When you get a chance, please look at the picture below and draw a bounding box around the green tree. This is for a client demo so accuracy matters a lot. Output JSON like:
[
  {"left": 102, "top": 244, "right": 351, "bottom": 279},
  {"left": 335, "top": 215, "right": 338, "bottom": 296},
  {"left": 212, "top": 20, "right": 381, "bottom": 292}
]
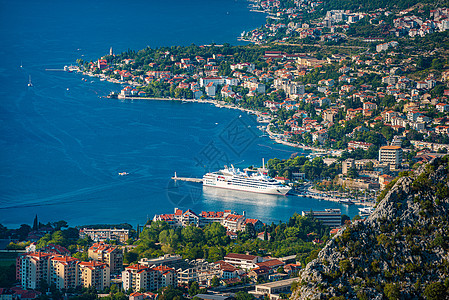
[
  {"left": 33, "top": 215, "right": 39, "bottom": 231},
  {"left": 211, "top": 275, "right": 220, "bottom": 287},
  {"left": 384, "top": 283, "right": 400, "bottom": 300},
  {"left": 423, "top": 282, "right": 447, "bottom": 300},
  {"left": 188, "top": 281, "right": 200, "bottom": 297},
  {"left": 234, "top": 291, "right": 255, "bottom": 300}
]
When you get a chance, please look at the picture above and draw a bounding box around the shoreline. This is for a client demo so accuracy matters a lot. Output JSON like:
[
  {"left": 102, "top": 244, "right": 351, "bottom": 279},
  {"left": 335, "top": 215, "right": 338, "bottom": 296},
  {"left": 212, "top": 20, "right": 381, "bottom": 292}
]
[
  {"left": 75, "top": 66, "right": 341, "bottom": 156},
  {"left": 76, "top": 68, "right": 337, "bottom": 156},
  {"left": 114, "top": 94, "right": 335, "bottom": 155}
]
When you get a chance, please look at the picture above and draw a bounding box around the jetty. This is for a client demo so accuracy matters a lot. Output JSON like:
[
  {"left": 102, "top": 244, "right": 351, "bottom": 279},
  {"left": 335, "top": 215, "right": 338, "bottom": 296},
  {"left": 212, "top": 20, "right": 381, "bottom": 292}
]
[{"left": 171, "top": 172, "right": 203, "bottom": 183}]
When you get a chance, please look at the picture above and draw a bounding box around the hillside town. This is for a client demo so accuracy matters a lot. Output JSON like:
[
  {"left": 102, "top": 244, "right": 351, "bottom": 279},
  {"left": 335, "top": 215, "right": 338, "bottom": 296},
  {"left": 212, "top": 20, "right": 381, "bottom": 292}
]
[
  {"left": 73, "top": 1, "right": 449, "bottom": 202},
  {"left": 2, "top": 209, "right": 333, "bottom": 300},
  {"left": 3, "top": 0, "right": 449, "bottom": 300}
]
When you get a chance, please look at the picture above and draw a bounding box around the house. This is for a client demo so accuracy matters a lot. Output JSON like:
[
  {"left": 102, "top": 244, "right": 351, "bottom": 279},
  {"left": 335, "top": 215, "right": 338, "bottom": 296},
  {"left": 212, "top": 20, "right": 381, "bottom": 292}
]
[
  {"left": 205, "top": 82, "right": 216, "bottom": 97},
  {"left": 214, "top": 260, "right": 241, "bottom": 280},
  {"left": 243, "top": 218, "right": 264, "bottom": 232},
  {"left": 248, "top": 266, "right": 271, "bottom": 281},
  {"left": 222, "top": 214, "right": 245, "bottom": 232},
  {"left": 436, "top": 103, "right": 449, "bottom": 112},
  {"left": 284, "top": 264, "right": 301, "bottom": 275},
  {"left": 257, "top": 232, "right": 270, "bottom": 241},
  {"left": 311, "top": 129, "right": 328, "bottom": 144},
  {"left": 256, "top": 259, "right": 284, "bottom": 271},
  {"left": 224, "top": 253, "right": 263, "bottom": 270}
]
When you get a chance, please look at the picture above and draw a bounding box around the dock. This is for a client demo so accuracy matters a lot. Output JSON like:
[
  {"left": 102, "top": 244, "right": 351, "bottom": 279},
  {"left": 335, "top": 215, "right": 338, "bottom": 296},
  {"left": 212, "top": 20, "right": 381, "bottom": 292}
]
[{"left": 171, "top": 172, "right": 203, "bottom": 183}]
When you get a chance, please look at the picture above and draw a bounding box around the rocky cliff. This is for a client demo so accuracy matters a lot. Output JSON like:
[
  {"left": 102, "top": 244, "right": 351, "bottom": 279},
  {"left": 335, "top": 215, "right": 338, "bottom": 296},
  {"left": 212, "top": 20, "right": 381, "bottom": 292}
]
[{"left": 291, "top": 156, "right": 449, "bottom": 300}]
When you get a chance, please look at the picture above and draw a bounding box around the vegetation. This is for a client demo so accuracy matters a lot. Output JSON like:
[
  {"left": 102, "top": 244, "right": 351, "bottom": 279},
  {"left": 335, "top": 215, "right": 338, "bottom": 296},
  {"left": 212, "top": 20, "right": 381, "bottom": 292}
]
[
  {"left": 267, "top": 156, "right": 340, "bottom": 181},
  {"left": 123, "top": 213, "right": 330, "bottom": 266},
  {"left": 292, "top": 156, "right": 449, "bottom": 299}
]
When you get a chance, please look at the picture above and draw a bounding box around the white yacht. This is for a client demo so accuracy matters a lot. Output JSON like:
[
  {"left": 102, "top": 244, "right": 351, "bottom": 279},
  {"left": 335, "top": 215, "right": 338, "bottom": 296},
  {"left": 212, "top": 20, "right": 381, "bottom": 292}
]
[
  {"left": 203, "top": 164, "right": 291, "bottom": 195},
  {"left": 359, "top": 206, "right": 374, "bottom": 217}
]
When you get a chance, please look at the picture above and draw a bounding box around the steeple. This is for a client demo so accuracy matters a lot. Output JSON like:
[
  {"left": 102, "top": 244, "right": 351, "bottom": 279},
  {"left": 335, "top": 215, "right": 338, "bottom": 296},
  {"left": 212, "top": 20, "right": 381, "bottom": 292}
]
[{"left": 109, "top": 47, "right": 113, "bottom": 56}]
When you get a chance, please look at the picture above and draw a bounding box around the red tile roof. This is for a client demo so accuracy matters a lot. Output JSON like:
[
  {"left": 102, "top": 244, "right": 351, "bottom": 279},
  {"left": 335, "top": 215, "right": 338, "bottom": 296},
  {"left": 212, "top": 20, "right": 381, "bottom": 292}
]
[{"left": 225, "top": 253, "right": 258, "bottom": 261}]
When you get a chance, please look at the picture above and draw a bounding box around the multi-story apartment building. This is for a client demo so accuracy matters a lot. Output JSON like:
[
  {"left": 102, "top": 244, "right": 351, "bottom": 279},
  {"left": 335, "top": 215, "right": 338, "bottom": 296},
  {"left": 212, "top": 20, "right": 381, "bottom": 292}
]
[
  {"left": 122, "top": 264, "right": 157, "bottom": 292},
  {"left": 79, "top": 261, "right": 110, "bottom": 290},
  {"left": 301, "top": 209, "right": 342, "bottom": 227},
  {"left": 153, "top": 265, "right": 177, "bottom": 288},
  {"left": 379, "top": 145, "right": 403, "bottom": 170},
  {"left": 50, "top": 255, "right": 79, "bottom": 290},
  {"left": 88, "top": 242, "right": 123, "bottom": 273},
  {"left": 79, "top": 228, "right": 130, "bottom": 243},
  {"left": 17, "top": 252, "right": 52, "bottom": 289}
]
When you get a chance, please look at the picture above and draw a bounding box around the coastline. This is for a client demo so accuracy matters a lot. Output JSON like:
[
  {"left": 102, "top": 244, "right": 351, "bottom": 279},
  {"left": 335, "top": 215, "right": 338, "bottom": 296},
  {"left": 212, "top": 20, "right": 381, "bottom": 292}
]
[{"left": 76, "top": 66, "right": 338, "bottom": 156}]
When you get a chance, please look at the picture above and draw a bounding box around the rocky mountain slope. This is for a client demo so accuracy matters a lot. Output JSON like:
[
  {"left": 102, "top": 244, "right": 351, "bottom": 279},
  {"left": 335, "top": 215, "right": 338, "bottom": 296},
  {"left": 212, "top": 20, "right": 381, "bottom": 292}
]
[{"left": 291, "top": 156, "right": 449, "bottom": 300}]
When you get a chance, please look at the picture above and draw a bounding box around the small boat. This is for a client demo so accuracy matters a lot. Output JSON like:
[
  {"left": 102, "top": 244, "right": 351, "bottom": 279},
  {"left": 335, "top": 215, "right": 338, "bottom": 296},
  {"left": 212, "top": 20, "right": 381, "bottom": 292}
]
[
  {"left": 359, "top": 207, "right": 374, "bottom": 217},
  {"left": 27, "top": 75, "right": 33, "bottom": 87},
  {"left": 339, "top": 198, "right": 354, "bottom": 205},
  {"left": 118, "top": 172, "right": 129, "bottom": 176}
]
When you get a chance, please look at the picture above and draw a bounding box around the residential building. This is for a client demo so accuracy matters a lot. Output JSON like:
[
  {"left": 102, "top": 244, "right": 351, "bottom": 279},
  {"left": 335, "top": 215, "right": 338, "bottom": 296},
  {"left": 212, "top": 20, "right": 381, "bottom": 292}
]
[
  {"left": 248, "top": 266, "right": 271, "bottom": 281},
  {"left": 251, "top": 278, "right": 299, "bottom": 300},
  {"left": 17, "top": 252, "right": 52, "bottom": 290},
  {"left": 88, "top": 242, "right": 123, "bottom": 273},
  {"left": 49, "top": 255, "right": 79, "bottom": 290},
  {"left": 214, "top": 261, "right": 241, "bottom": 280},
  {"left": 122, "top": 264, "right": 157, "bottom": 292},
  {"left": 222, "top": 214, "right": 245, "bottom": 232},
  {"left": 79, "top": 228, "right": 130, "bottom": 243},
  {"left": 301, "top": 209, "right": 341, "bottom": 227},
  {"left": 139, "top": 255, "right": 184, "bottom": 268},
  {"left": 379, "top": 146, "right": 403, "bottom": 170},
  {"left": 153, "top": 265, "right": 177, "bottom": 288},
  {"left": 223, "top": 253, "right": 263, "bottom": 270},
  {"left": 78, "top": 261, "right": 110, "bottom": 290}
]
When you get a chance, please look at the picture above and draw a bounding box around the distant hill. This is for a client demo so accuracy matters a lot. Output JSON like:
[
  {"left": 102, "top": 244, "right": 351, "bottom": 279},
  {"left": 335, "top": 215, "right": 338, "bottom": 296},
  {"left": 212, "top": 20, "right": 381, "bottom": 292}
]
[
  {"left": 324, "top": 0, "right": 449, "bottom": 12},
  {"left": 291, "top": 156, "right": 449, "bottom": 299}
]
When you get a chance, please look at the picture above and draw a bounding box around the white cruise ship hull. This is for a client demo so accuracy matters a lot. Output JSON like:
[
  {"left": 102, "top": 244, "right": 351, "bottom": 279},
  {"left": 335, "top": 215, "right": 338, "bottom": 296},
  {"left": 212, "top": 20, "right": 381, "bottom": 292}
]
[{"left": 203, "top": 178, "right": 291, "bottom": 195}]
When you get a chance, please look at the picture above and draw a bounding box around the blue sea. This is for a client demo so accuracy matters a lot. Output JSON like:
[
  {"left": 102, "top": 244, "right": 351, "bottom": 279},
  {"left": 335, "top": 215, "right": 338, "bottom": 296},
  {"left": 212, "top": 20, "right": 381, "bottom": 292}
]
[{"left": 0, "top": 0, "right": 361, "bottom": 228}]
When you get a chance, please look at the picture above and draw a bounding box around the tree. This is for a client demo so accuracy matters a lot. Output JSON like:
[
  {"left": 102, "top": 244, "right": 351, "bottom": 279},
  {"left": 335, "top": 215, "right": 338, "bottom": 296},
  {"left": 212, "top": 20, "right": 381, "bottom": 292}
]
[
  {"left": 53, "top": 220, "right": 68, "bottom": 231},
  {"left": 423, "top": 282, "right": 447, "bottom": 300},
  {"left": 347, "top": 167, "right": 358, "bottom": 179},
  {"left": 234, "top": 291, "right": 255, "bottom": 300},
  {"left": 16, "top": 224, "right": 32, "bottom": 241},
  {"left": 33, "top": 215, "right": 39, "bottom": 231},
  {"left": 383, "top": 283, "right": 400, "bottom": 300},
  {"left": 341, "top": 215, "right": 350, "bottom": 225},
  {"left": 245, "top": 223, "right": 256, "bottom": 239},
  {"left": 204, "top": 222, "right": 227, "bottom": 246},
  {"left": 211, "top": 276, "right": 220, "bottom": 287},
  {"left": 188, "top": 281, "right": 200, "bottom": 297}
]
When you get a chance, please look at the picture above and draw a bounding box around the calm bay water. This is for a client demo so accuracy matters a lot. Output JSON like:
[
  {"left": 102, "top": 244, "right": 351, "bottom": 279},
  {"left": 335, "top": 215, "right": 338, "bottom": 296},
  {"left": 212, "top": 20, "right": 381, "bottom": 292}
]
[{"left": 0, "top": 0, "right": 361, "bottom": 228}]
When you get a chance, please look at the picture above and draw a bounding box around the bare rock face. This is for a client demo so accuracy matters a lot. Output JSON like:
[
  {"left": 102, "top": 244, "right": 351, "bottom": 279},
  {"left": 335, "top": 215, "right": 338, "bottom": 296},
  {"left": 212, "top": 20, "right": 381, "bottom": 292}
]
[{"left": 291, "top": 156, "right": 449, "bottom": 300}]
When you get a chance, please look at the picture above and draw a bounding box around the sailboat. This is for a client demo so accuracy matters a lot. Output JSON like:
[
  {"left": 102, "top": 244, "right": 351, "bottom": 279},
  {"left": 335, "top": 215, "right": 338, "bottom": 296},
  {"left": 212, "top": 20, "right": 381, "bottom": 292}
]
[{"left": 28, "top": 75, "right": 33, "bottom": 87}]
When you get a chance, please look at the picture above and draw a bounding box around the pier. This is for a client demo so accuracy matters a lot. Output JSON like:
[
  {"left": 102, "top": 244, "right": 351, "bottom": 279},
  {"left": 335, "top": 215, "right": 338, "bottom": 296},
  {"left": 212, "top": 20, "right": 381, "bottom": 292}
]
[{"left": 171, "top": 172, "right": 203, "bottom": 183}]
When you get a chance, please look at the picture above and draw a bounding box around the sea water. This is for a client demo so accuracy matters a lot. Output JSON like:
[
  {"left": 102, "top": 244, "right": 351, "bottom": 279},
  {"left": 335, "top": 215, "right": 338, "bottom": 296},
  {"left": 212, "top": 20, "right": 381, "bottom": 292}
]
[{"left": 0, "top": 0, "right": 361, "bottom": 227}]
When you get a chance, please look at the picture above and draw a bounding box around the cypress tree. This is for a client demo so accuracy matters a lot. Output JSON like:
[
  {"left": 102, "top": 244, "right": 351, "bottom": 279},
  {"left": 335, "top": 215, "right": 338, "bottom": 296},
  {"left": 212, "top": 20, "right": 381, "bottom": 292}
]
[{"left": 32, "top": 214, "right": 38, "bottom": 231}]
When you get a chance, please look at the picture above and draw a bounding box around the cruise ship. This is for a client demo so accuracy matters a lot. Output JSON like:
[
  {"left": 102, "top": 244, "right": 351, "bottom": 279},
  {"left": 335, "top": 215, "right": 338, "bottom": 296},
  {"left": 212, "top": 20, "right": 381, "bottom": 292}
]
[{"left": 203, "top": 165, "right": 291, "bottom": 195}]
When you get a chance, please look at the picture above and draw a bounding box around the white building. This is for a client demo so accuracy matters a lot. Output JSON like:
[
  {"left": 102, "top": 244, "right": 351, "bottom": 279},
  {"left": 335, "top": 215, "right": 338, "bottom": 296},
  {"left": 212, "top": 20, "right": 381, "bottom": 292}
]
[
  {"left": 301, "top": 209, "right": 341, "bottom": 227},
  {"left": 379, "top": 146, "right": 403, "bottom": 170},
  {"left": 223, "top": 253, "right": 263, "bottom": 270}
]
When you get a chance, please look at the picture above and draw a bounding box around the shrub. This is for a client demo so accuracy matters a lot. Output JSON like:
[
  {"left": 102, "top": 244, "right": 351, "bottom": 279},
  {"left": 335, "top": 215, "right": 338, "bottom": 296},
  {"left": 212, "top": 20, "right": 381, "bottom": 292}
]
[
  {"left": 384, "top": 283, "right": 400, "bottom": 300},
  {"left": 423, "top": 282, "right": 447, "bottom": 300}
]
